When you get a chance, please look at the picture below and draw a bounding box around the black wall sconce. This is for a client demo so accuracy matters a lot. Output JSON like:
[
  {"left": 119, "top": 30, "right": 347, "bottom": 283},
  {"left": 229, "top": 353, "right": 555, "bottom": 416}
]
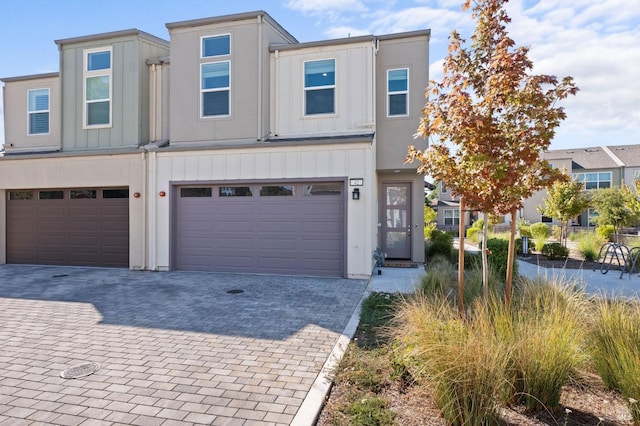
[{"left": 352, "top": 188, "right": 360, "bottom": 200}]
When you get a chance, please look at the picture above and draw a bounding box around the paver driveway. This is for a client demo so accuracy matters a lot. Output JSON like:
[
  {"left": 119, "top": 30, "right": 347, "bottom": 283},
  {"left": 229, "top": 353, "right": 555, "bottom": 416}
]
[{"left": 0, "top": 265, "right": 368, "bottom": 425}]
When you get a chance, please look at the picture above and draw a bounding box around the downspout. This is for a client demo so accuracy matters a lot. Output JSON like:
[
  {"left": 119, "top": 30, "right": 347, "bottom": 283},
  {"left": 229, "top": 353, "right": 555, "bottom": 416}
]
[
  {"left": 141, "top": 151, "right": 148, "bottom": 270},
  {"left": 149, "top": 64, "right": 157, "bottom": 142},
  {"left": 148, "top": 150, "right": 158, "bottom": 270},
  {"left": 257, "top": 14, "right": 263, "bottom": 141}
]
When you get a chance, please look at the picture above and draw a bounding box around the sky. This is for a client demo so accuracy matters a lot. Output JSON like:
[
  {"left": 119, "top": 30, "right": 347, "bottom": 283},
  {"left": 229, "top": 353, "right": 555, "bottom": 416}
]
[{"left": 0, "top": 0, "right": 638, "bottom": 151}]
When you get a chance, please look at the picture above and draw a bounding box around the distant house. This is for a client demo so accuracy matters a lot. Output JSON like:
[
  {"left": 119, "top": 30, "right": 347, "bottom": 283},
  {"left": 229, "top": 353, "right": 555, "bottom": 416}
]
[
  {"left": 0, "top": 11, "right": 431, "bottom": 278},
  {"left": 521, "top": 144, "right": 640, "bottom": 227},
  {"left": 433, "top": 181, "right": 475, "bottom": 232},
  {"left": 432, "top": 144, "right": 640, "bottom": 233}
]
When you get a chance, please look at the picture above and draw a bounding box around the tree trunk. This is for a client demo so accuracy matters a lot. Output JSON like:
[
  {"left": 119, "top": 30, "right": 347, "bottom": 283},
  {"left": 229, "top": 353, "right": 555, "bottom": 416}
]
[
  {"left": 458, "top": 198, "right": 465, "bottom": 316},
  {"left": 482, "top": 213, "right": 489, "bottom": 299},
  {"left": 505, "top": 209, "right": 517, "bottom": 306}
]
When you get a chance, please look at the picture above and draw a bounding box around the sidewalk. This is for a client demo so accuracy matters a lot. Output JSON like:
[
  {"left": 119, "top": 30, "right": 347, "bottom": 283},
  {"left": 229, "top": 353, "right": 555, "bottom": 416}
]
[{"left": 517, "top": 259, "right": 640, "bottom": 299}]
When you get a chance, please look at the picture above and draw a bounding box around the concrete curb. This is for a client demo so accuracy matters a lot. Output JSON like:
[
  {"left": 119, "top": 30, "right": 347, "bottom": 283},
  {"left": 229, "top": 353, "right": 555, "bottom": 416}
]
[{"left": 290, "top": 288, "right": 369, "bottom": 425}]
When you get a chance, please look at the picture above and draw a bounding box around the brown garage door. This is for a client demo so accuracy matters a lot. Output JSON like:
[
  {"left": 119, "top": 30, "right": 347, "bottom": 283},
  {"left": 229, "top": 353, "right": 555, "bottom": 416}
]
[
  {"left": 175, "top": 182, "right": 345, "bottom": 276},
  {"left": 6, "top": 188, "right": 129, "bottom": 267}
]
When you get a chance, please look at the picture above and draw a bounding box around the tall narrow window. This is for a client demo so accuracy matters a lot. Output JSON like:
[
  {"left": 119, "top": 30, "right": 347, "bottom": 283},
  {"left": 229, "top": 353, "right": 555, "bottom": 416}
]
[
  {"left": 388, "top": 68, "right": 408, "bottom": 116},
  {"left": 201, "top": 61, "right": 230, "bottom": 117},
  {"left": 202, "top": 34, "right": 230, "bottom": 58},
  {"left": 304, "top": 59, "right": 335, "bottom": 115},
  {"left": 28, "top": 88, "right": 49, "bottom": 134},
  {"left": 84, "top": 48, "right": 112, "bottom": 128}
]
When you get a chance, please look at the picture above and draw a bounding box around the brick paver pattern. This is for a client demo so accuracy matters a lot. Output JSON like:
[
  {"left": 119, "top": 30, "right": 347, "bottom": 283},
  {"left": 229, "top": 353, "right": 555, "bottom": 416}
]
[{"left": 0, "top": 265, "right": 367, "bottom": 425}]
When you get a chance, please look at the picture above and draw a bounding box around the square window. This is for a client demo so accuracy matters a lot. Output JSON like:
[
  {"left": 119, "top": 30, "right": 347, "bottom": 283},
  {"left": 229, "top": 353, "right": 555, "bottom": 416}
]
[
  {"left": 87, "top": 51, "right": 111, "bottom": 71},
  {"left": 304, "top": 59, "right": 335, "bottom": 115},
  {"left": 87, "top": 101, "right": 110, "bottom": 126},
  {"left": 202, "top": 35, "right": 230, "bottom": 57},
  {"left": 28, "top": 89, "right": 49, "bottom": 134}
]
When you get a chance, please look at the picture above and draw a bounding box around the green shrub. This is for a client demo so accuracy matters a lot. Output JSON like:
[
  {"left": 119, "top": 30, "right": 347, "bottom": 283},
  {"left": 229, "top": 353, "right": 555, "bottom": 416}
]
[
  {"left": 341, "top": 396, "right": 395, "bottom": 426},
  {"left": 530, "top": 222, "right": 550, "bottom": 239},
  {"left": 472, "top": 218, "right": 484, "bottom": 229},
  {"left": 425, "top": 229, "right": 454, "bottom": 260},
  {"left": 517, "top": 219, "right": 531, "bottom": 238},
  {"left": 480, "top": 238, "right": 518, "bottom": 282},
  {"left": 541, "top": 242, "right": 569, "bottom": 260},
  {"left": 466, "top": 226, "right": 480, "bottom": 243},
  {"left": 590, "top": 300, "right": 640, "bottom": 424},
  {"left": 596, "top": 224, "right": 615, "bottom": 241},
  {"left": 533, "top": 237, "right": 547, "bottom": 252}
]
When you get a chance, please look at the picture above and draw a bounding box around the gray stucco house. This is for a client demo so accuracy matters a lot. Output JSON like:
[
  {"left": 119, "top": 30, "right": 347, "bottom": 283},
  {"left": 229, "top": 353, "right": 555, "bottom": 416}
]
[{"left": 0, "top": 11, "right": 430, "bottom": 278}]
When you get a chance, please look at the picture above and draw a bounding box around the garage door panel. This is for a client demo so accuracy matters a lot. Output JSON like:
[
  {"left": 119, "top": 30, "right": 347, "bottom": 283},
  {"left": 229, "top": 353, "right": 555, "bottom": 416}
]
[
  {"left": 6, "top": 188, "right": 129, "bottom": 267},
  {"left": 175, "top": 182, "right": 345, "bottom": 276}
]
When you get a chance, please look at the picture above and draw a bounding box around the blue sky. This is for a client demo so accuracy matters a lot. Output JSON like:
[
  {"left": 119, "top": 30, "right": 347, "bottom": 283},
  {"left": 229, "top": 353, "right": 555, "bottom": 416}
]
[{"left": 1, "top": 0, "right": 638, "bottom": 150}]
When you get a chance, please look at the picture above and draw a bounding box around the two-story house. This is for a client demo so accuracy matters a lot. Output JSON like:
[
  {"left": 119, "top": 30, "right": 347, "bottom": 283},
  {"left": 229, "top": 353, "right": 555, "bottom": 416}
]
[
  {"left": 520, "top": 144, "right": 640, "bottom": 227},
  {"left": 0, "top": 11, "right": 430, "bottom": 278}
]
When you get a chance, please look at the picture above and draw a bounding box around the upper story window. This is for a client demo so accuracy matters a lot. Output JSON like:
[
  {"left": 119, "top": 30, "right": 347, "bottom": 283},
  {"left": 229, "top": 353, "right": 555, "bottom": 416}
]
[
  {"left": 201, "top": 61, "right": 230, "bottom": 117},
  {"left": 83, "top": 47, "right": 112, "bottom": 128},
  {"left": 202, "top": 34, "right": 230, "bottom": 58},
  {"left": 573, "top": 171, "right": 612, "bottom": 189},
  {"left": 304, "top": 59, "right": 335, "bottom": 115},
  {"left": 27, "top": 88, "right": 49, "bottom": 135},
  {"left": 387, "top": 68, "right": 408, "bottom": 116}
]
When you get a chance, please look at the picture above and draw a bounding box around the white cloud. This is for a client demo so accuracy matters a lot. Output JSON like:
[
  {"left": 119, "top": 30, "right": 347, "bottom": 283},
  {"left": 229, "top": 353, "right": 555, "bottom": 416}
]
[{"left": 286, "top": 0, "right": 367, "bottom": 14}]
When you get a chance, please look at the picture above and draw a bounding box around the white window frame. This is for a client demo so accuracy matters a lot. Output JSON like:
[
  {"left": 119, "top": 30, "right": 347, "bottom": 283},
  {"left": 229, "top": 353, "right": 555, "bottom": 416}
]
[
  {"left": 200, "top": 60, "right": 231, "bottom": 118},
  {"left": 83, "top": 47, "right": 112, "bottom": 129},
  {"left": 200, "top": 34, "right": 231, "bottom": 59},
  {"left": 387, "top": 68, "right": 409, "bottom": 117},
  {"left": 634, "top": 170, "right": 640, "bottom": 179},
  {"left": 303, "top": 58, "right": 336, "bottom": 116},
  {"left": 573, "top": 171, "right": 612, "bottom": 190},
  {"left": 27, "top": 88, "right": 50, "bottom": 135},
  {"left": 444, "top": 209, "right": 460, "bottom": 226}
]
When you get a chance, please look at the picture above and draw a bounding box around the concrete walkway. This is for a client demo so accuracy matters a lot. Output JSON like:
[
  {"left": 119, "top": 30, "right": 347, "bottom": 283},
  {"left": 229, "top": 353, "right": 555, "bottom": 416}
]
[
  {"left": 517, "top": 259, "right": 640, "bottom": 299},
  {"left": 0, "top": 265, "right": 368, "bottom": 426}
]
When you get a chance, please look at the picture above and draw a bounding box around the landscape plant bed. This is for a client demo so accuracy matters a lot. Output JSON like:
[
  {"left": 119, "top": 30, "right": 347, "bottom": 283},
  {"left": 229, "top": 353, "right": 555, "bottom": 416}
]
[{"left": 317, "top": 292, "right": 635, "bottom": 426}]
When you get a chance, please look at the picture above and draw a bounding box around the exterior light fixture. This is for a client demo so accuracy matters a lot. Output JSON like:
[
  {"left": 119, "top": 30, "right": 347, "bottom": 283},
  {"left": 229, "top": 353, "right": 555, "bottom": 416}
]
[
  {"left": 133, "top": 192, "right": 141, "bottom": 198},
  {"left": 159, "top": 191, "right": 166, "bottom": 197},
  {"left": 352, "top": 188, "right": 360, "bottom": 200}
]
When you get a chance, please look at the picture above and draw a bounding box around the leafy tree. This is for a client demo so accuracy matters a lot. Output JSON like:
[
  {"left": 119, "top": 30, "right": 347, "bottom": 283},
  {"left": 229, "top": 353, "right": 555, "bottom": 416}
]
[
  {"left": 406, "top": 0, "right": 577, "bottom": 305},
  {"left": 590, "top": 186, "right": 640, "bottom": 242},
  {"left": 538, "top": 174, "right": 591, "bottom": 247}
]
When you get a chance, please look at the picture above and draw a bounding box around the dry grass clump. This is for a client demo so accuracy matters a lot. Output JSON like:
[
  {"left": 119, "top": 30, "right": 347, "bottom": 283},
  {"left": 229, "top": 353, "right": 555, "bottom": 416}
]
[
  {"left": 590, "top": 299, "right": 640, "bottom": 424},
  {"left": 393, "top": 259, "right": 592, "bottom": 424}
]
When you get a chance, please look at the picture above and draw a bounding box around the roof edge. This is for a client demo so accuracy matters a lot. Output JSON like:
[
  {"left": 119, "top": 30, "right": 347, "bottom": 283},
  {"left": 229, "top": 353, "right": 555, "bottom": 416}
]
[
  {"left": 55, "top": 29, "right": 169, "bottom": 47},
  {"left": 166, "top": 10, "right": 298, "bottom": 43},
  {"left": 269, "top": 29, "right": 430, "bottom": 52},
  {"left": 1, "top": 72, "right": 59, "bottom": 83}
]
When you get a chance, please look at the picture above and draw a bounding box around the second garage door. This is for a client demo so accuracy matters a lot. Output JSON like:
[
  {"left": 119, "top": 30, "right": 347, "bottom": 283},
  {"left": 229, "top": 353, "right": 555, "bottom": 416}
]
[
  {"left": 174, "top": 182, "right": 345, "bottom": 276},
  {"left": 6, "top": 188, "right": 130, "bottom": 267}
]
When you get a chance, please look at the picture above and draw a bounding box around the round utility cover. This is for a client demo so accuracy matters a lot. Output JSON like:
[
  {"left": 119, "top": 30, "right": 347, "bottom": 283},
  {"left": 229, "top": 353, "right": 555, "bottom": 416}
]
[{"left": 60, "top": 362, "right": 101, "bottom": 379}]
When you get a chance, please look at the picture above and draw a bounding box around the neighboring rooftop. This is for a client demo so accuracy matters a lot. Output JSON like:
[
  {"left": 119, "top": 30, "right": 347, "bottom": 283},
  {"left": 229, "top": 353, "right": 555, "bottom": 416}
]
[{"left": 544, "top": 144, "right": 640, "bottom": 170}]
